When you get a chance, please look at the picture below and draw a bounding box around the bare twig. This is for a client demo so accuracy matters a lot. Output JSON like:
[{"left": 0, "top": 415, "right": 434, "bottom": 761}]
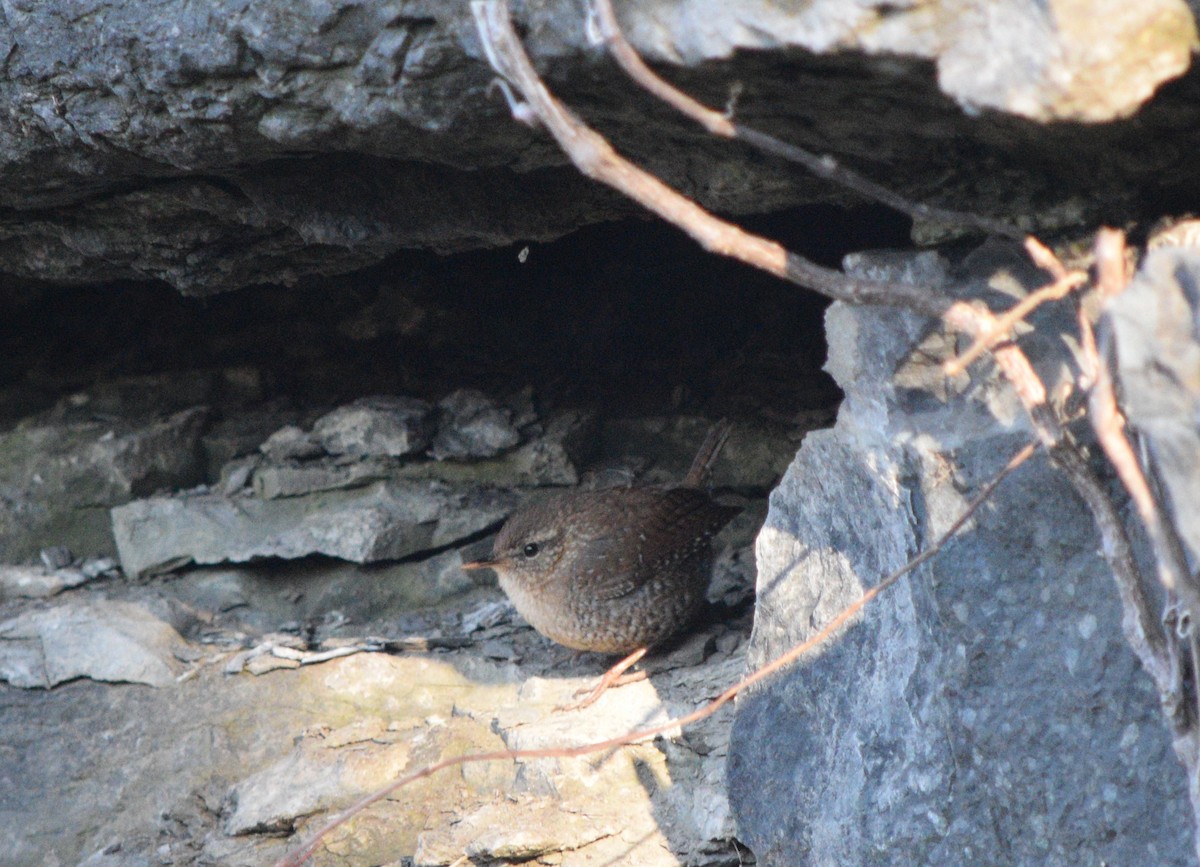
[
  {"left": 1076, "top": 297, "right": 1100, "bottom": 391},
  {"left": 1088, "top": 229, "right": 1200, "bottom": 639},
  {"left": 993, "top": 233, "right": 1178, "bottom": 706},
  {"left": 275, "top": 440, "right": 1037, "bottom": 867},
  {"left": 944, "top": 236, "right": 1089, "bottom": 376},
  {"left": 1077, "top": 334, "right": 1200, "bottom": 847},
  {"left": 472, "top": 0, "right": 1174, "bottom": 703},
  {"left": 585, "top": 0, "right": 733, "bottom": 139},
  {"left": 1024, "top": 235, "right": 1070, "bottom": 280},
  {"left": 472, "top": 0, "right": 954, "bottom": 320},
  {"left": 1093, "top": 227, "right": 1132, "bottom": 299},
  {"left": 944, "top": 268, "right": 1087, "bottom": 376},
  {"left": 587, "top": 0, "right": 1025, "bottom": 241},
  {"left": 471, "top": 0, "right": 1192, "bottom": 851},
  {"left": 1048, "top": 440, "right": 1177, "bottom": 708}
]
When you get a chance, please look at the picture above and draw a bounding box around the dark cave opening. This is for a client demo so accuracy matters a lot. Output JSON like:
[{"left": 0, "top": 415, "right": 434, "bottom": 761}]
[{"left": 0, "top": 202, "right": 911, "bottom": 432}]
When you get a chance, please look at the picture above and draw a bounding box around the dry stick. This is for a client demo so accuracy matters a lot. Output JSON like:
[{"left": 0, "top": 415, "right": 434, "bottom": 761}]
[
  {"left": 275, "top": 441, "right": 1037, "bottom": 867},
  {"left": 974, "top": 232, "right": 1178, "bottom": 706},
  {"left": 472, "top": 0, "right": 1192, "bottom": 850},
  {"left": 1076, "top": 290, "right": 1101, "bottom": 392},
  {"left": 470, "top": 0, "right": 1174, "bottom": 702},
  {"left": 1087, "top": 232, "right": 1200, "bottom": 863},
  {"left": 1088, "top": 228, "right": 1200, "bottom": 676},
  {"left": 944, "top": 268, "right": 1087, "bottom": 376},
  {"left": 473, "top": 0, "right": 952, "bottom": 321},
  {"left": 1144, "top": 435, "right": 1197, "bottom": 736},
  {"left": 1024, "top": 235, "right": 1071, "bottom": 280},
  {"left": 990, "top": 231, "right": 1178, "bottom": 710},
  {"left": 587, "top": 0, "right": 1025, "bottom": 241}
]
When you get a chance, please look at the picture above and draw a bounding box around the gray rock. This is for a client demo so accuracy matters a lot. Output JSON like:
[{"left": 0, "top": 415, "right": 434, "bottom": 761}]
[
  {"left": 202, "top": 407, "right": 305, "bottom": 478},
  {"left": 1107, "top": 247, "right": 1200, "bottom": 569},
  {"left": 402, "top": 408, "right": 595, "bottom": 487},
  {"left": 504, "top": 386, "right": 540, "bottom": 430},
  {"left": 168, "top": 550, "right": 478, "bottom": 632},
  {"left": 0, "top": 576, "right": 752, "bottom": 865},
  {"left": 0, "top": 565, "right": 78, "bottom": 600},
  {"left": 0, "top": 598, "right": 187, "bottom": 688},
  {"left": 727, "top": 247, "right": 1192, "bottom": 865},
  {"left": 0, "top": 407, "right": 209, "bottom": 561},
  {"left": 251, "top": 456, "right": 391, "bottom": 499},
  {"left": 0, "top": 1, "right": 1194, "bottom": 292},
  {"left": 430, "top": 389, "right": 521, "bottom": 461},
  {"left": 81, "top": 556, "right": 119, "bottom": 579},
  {"left": 251, "top": 408, "right": 595, "bottom": 496},
  {"left": 49, "top": 371, "right": 219, "bottom": 422},
  {"left": 0, "top": 560, "right": 112, "bottom": 599},
  {"left": 311, "top": 396, "right": 433, "bottom": 458},
  {"left": 414, "top": 799, "right": 618, "bottom": 866},
  {"left": 258, "top": 424, "right": 323, "bottom": 462},
  {"left": 39, "top": 546, "right": 73, "bottom": 570},
  {"left": 110, "top": 480, "right": 518, "bottom": 578},
  {"left": 614, "top": 1, "right": 1192, "bottom": 124},
  {"left": 218, "top": 455, "right": 259, "bottom": 495},
  {"left": 461, "top": 599, "right": 516, "bottom": 635},
  {"left": 469, "top": 647, "right": 749, "bottom": 867},
  {"left": 6, "top": 406, "right": 209, "bottom": 503},
  {"left": 600, "top": 415, "right": 797, "bottom": 489},
  {"left": 218, "top": 681, "right": 516, "bottom": 846},
  {"left": 75, "top": 840, "right": 135, "bottom": 867},
  {"left": 54, "top": 567, "right": 89, "bottom": 588}
]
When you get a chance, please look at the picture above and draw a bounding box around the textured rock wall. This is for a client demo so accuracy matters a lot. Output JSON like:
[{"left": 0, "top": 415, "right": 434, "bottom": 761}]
[
  {"left": 727, "top": 246, "right": 1194, "bottom": 864},
  {"left": 1109, "top": 246, "right": 1200, "bottom": 571},
  {"left": 1, "top": 0, "right": 1198, "bottom": 293},
  {"left": 4, "top": 1, "right": 1200, "bottom": 864}
]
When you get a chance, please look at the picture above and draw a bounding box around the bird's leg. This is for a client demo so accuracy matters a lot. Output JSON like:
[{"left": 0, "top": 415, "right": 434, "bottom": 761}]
[{"left": 556, "top": 646, "right": 648, "bottom": 712}]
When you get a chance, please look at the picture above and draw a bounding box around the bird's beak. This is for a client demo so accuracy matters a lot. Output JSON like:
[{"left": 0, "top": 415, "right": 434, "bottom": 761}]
[{"left": 461, "top": 558, "right": 498, "bottom": 571}]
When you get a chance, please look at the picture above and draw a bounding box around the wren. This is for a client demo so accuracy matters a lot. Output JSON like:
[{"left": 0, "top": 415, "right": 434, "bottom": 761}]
[{"left": 463, "top": 420, "right": 738, "bottom": 706}]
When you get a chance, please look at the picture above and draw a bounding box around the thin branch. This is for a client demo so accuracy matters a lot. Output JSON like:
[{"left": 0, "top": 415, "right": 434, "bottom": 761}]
[
  {"left": 585, "top": 0, "right": 734, "bottom": 139},
  {"left": 1024, "top": 235, "right": 1070, "bottom": 280},
  {"left": 471, "top": 0, "right": 1174, "bottom": 707},
  {"left": 944, "top": 268, "right": 1087, "bottom": 376},
  {"left": 275, "top": 440, "right": 1037, "bottom": 867},
  {"left": 1088, "top": 228, "right": 1200, "bottom": 630},
  {"left": 472, "top": 0, "right": 955, "bottom": 320},
  {"left": 1093, "top": 226, "right": 1132, "bottom": 299},
  {"left": 1076, "top": 296, "right": 1100, "bottom": 392},
  {"left": 1048, "top": 439, "right": 1178, "bottom": 711},
  {"left": 994, "top": 232, "right": 1179, "bottom": 706},
  {"left": 587, "top": 0, "right": 1025, "bottom": 241}
]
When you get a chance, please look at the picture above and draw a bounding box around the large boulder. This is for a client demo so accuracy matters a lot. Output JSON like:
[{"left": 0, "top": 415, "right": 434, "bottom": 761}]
[{"left": 727, "top": 245, "right": 1194, "bottom": 865}]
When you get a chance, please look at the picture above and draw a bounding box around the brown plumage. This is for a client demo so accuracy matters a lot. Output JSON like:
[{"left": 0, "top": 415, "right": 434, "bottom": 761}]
[{"left": 464, "top": 421, "right": 738, "bottom": 655}]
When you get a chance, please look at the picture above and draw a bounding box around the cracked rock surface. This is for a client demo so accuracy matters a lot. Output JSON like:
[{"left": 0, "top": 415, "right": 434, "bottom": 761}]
[
  {"left": 2, "top": 0, "right": 1197, "bottom": 293},
  {"left": 728, "top": 244, "right": 1194, "bottom": 865},
  {"left": 0, "top": 347, "right": 775, "bottom": 865}
]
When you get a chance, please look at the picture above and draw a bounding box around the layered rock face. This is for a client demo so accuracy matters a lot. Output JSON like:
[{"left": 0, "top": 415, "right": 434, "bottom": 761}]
[
  {"left": 3, "top": 1, "right": 1200, "bottom": 865},
  {"left": 728, "top": 247, "right": 1195, "bottom": 865},
  {"left": 1, "top": 0, "right": 1196, "bottom": 293}
]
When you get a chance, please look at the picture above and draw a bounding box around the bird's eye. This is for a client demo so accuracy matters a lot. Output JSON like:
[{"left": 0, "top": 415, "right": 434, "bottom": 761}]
[{"left": 523, "top": 542, "right": 540, "bottom": 558}]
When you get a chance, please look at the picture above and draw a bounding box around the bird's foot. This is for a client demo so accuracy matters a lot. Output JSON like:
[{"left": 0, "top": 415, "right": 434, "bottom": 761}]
[{"left": 555, "top": 646, "right": 648, "bottom": 711}]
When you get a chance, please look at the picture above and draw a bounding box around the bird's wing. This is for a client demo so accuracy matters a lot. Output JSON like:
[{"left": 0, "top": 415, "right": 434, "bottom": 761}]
[{"left": 577, "top": 487, "right": 739, "bottom": 601}]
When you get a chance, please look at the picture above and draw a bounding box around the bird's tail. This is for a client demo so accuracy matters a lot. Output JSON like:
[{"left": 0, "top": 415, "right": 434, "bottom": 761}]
[{"left": 681, "top": 418, "right": 732, "bottom": 488}]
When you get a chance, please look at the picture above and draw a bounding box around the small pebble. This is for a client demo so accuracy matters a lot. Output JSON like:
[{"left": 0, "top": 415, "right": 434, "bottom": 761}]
[
  {"left": 54, "top": 567, "right": 89, "bottom": 589},
  {"left": 479, "top": 639, "right": 520, "bottom": 661},
  {"left": 81, "top": 557, "right": 118, "bottom": 579},
  {"left": 715, "top": 631, "right": 743, "bottom": 655},
  {"left": 40, "top": 546, "right": 73, "bottom": 570}
]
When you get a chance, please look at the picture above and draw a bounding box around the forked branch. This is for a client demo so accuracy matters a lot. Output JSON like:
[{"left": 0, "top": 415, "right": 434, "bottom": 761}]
[
  {"left": 586, "top": 0, "right": 1025, "bottom": 241},
  {"left": 468, "top": 0, "right": 1177, "bottom": 726}
]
